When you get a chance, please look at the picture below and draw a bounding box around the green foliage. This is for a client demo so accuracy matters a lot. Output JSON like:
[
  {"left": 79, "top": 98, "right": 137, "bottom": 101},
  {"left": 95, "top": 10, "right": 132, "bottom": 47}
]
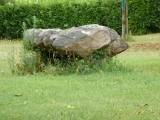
[
  {"left": 0, "top": 1, "right": 121, "bottom": 39},
  {"left": 0, "top": 0, "right": 15, "bottom": 5},
  {"left": 0, "top": 0, "right": 159, "bottom": 39},
  {"left": 129, "top": 0, "right": 160, "bottom": 34},
  {"left": 8, "top": 47, "right": 16, "bottom": 74},
  {"left": 9, "top": 37, "right": 44, "bottom": 75},
  {"left": 31, "top": 48, "right": 128, "bottom": 75},
  {"left": 16, "top": 51, "right": 43, "bottom": 75},
  {"left": 15, "top": 40, "right": 128, "bottom": 75}
]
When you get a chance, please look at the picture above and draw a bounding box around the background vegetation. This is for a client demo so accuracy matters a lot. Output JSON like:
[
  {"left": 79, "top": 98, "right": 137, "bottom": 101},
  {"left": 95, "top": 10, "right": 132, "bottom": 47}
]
[
  {"left": 0, "top": 0, "right": 15, "bottom": 5},
  {"left": 0, "top": 0, "right": 160, "bottom": 39}
]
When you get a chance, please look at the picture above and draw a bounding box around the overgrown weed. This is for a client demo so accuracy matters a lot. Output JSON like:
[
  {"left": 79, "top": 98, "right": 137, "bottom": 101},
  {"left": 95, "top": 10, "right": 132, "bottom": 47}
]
[
  {"left": 8, "top": 47, "right": 16, "bottom": 74},
  {"left": 9, "top": 42, "right": 129, "bottom": 75}
]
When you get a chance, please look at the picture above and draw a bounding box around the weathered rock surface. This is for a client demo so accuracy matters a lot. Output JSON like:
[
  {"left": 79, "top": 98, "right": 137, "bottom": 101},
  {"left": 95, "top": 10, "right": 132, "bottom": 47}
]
[
  {"left": 24, "top": 28, "right": 62, "bottom": 47},
  {"left": 24, "top": 24, "right": 129, "bottom": 57}
]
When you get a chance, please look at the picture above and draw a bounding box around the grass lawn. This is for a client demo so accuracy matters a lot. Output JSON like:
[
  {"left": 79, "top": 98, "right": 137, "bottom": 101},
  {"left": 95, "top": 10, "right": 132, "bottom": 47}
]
[{"left": 0, "top": 34, "right": 160, "bottom": 120}]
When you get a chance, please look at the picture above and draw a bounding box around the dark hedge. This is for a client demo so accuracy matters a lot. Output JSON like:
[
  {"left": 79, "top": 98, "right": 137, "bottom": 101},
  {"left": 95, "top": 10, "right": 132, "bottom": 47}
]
[
  {"left": 0, "top": 0, "right": 159, "bottom": 39},
  {"left": 129, "top": 0, "right": 160, "bottom": 34}
]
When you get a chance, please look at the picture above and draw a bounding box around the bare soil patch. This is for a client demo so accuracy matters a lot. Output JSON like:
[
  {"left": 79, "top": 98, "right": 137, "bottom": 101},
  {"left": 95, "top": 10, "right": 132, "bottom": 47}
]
[{"left": 129, "top": 42, "right": 160, "bottom": 51}]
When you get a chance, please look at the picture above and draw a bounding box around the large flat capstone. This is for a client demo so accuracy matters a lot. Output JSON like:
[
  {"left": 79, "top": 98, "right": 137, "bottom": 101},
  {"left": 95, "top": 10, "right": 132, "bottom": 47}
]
[{"left": 24, "top": 24, "right": 129, "bottom": 57}]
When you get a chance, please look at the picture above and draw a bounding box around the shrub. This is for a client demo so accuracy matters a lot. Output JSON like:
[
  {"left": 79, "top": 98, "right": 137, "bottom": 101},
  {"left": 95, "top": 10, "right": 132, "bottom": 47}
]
[
  {"left": 0, "top": 0, "right": 159, "bottom": 39},
  {"left": 129, "top": 0, "right": 160, "bottom": 34},
  {"left": 0, "top": 1, "right": 121, "bottom": 39}
]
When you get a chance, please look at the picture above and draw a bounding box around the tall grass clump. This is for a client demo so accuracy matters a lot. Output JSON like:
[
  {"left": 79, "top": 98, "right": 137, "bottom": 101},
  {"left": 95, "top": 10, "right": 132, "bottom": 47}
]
[
  {"left": 36, "top": 50, "right": 124, "bottom": 75},
  {"left": 12, "top": 16, "right": 43, "bottom": 75},
  {"left": 16, "top": 39, "right": 128, "bottom": 75},
  {"left": 8, "top": 47, "right": 16, "bottom": 74},
  {"left": 11, "top": 44, "right": 129, "bottom": 75}
]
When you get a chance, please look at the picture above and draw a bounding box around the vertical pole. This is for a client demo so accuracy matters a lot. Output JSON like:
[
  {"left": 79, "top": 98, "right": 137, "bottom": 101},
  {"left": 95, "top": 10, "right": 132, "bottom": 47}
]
[
  {"left": 122, "top": 0, "right": 126, "bottom": 40},
  {"left": 126, "top": 0, "right": 128, "bottom": 35}
]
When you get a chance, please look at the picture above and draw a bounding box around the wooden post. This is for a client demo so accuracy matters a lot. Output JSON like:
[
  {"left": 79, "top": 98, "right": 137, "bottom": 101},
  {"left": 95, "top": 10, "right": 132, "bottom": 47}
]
[
  {"left": 122, "top": 0, "right": 126, "bottom": 40},
  {"left": 126, "top": 0, "right": 128, "bottom": 35}
]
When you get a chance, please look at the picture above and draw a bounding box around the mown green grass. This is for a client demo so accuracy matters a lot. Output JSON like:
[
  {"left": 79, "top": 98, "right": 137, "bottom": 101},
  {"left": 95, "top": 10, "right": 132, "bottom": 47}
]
[
  {"left": 131, "top": 33, "right": 160, "bottom": 43},
  {"left": 1, "top": 72, "right": 160, "bottom": 120},
  {"left": 0, "top": 34, "right": 160, "bottom": 120}
]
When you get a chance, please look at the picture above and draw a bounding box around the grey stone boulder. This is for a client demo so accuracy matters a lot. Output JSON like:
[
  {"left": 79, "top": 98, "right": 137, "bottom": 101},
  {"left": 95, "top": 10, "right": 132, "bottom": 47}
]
[
  {"left": 24, "top": 28, "right": 63, "bottom": 50},
  {"left": 52, "top": 24, "right": 128, "bottom": 57},
  {"left": 24, "top": 24, "right": 129, "bottom": 57}
]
